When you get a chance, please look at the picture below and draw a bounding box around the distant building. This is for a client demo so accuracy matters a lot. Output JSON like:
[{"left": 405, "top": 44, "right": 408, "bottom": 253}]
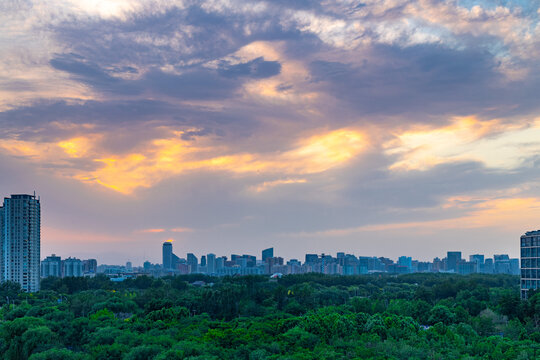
[
  {"left": 266, "top": 257, "right": 284, "bottom": 274},
  {"left": 143, "top": 261, "right": 152, "bottom": 271},
  {"left": 63, "top": 257, "right": 83, "bottom": 277},
  {"left": 484, "top": 258, "right": 494, "bottom": 274},
  {"left": 187, "top": 253, "right": 198, "bottom": 273},
  {"left": 470, "top": 254, "right": 484, "bottom": 273},
  {"left": 162, "top": 242, "right": 173, "bottom": 270},
  {"left": 447, "top": 251, "right": 462, "bottom": 273},
  {"left": 458, "top": 261, "right": 476, "bottom": 275},
  {"left": 262, "top": 248, "right": 274, "bottom": 262},
  {"left": 83, "top": 259, "right": 97, "bottom": 274},
  {"left": 216, "top": 256, "right": 225, "bottom": 271},
  {"left": 520, "top": 230, "right": 540, "bottom": 299},
  {"left": 398, "top": 256, "right": 412, "bottom": 273},
  {"left": 207, "top": 253, "right": 216, "bottom": 274},
  {"left": 41, "top": 254, "right": 62, "bottom": 278},
  {"left": 0, "top": 194, "right": 41, "bottom": 292}
]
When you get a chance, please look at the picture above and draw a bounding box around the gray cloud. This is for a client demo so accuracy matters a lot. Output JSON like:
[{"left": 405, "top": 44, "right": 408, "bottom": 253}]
[
  {"left": 218, "top": 57, "right": 282, "bottom": 78},
  {"left": 308, "top": 43, "right": 540, "bottom": 119}
]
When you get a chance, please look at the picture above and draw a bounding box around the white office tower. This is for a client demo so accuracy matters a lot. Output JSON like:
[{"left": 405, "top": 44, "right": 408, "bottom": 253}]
[{"left": 1, "top": 194, "right": 41, "bottom": 292}]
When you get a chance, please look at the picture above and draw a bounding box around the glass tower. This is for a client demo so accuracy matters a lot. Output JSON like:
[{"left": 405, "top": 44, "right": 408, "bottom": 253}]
[{"left": 162, "top": 242, "right": 173, "bottom": 270}]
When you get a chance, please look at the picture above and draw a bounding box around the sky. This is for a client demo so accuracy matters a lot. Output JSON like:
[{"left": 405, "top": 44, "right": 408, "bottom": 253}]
[{"left": 1, "top": 0, "right": 540, "bottom": 265}]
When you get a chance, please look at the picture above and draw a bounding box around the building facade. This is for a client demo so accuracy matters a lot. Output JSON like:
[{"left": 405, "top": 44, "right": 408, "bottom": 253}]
[
  {"left": 162, "top": 242, "right": 173, "bottom": 270},
  {"left": 63, "top": 257, "right": 83, "bottom": 277},
  {"left": 447, "top": 251, "right": 462, "bottom": 272},
  {"left": 262, "top": 248, "right": 274, "bottom": 262},
  {"left": 0, "top": 194, "right": 41, "bottom": 292},
  {"left": 41, "top": 254, "right": 62, "bottom": 278},
  {"left": 520, "top": 230, "right": 540, "bottom": 299},
  {"left": 83, "top": 259, "right": 97, "bottom": 275}
]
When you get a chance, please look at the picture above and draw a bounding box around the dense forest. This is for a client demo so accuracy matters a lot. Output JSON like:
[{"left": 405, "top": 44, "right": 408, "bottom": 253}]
[{"left": 0, "top": 273, "right": 538, "bottom": 359}]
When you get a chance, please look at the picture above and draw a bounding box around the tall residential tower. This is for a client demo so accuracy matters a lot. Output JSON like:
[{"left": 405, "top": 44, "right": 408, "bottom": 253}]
[
  {"left": 0, "top": 194, "right": 41, "bottom": 292},
  {"left": 520, "top": 230, "right": 539, "bottom": 299}
]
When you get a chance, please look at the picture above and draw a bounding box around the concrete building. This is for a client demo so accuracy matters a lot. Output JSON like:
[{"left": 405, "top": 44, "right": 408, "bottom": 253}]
[
  {"left": 63, "top": 257, "right": 83, "bottom": 277},
  {"left": 83, "top": 259, "right": 97, "bottom": 274},
  {"left": 1, "top": 194, "right": 41, "bottom": 292},
  {"left": 484, "top": 258, "right": 494, "bottom": 274},
  {"left": 520, "top": 230, "right": 540, "bottom": 299},
  {"left": 41, "top": 254, "right": 62, "bottom": 278},
  {"left": 398, "top": 256, "right": 412, "bottom": 273},
  {"left": 470, "top": 254, "right": 484, "bottom": 273}
]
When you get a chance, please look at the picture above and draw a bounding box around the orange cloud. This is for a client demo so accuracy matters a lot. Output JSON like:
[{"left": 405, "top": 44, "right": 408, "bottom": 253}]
[
  {"left": 0, "top": 127, "right": 366, "bottom": 194},
  {"left": 76, "top": 127, "right": 365, "bottom": 194},
  {"left": 137, "top": 228, "right": 166, "bottom": 233},
  {"left": 58, "top": 136, "right": 98, "bottom": 158}
]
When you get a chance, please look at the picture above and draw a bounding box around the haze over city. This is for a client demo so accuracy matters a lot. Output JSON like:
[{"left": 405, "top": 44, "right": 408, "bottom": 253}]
[{"left": 2, "top": 1, "right": 540, "bottom": 265}]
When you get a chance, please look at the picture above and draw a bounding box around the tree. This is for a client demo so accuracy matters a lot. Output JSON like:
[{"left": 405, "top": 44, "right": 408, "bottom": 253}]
[
  {"left": 28, "top": 348, "right": 87, "bottom": 360},
  {"left": 428, "top": 305, "right": 456, "bottom": 325},
  {"left": 21, "top": 327, "right": 58, "bottom": 359}
]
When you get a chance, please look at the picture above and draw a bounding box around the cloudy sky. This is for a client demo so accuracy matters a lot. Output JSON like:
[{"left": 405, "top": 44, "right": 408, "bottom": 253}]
[{"left": 1, "top": 0, "right": 540, "bottom": 265}]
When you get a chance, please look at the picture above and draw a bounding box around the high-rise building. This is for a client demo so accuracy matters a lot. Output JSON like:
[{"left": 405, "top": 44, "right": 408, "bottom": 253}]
[
  {"left": 63, "top": 257, "right": 83, "bottom": 277},
  {"left": 216, "top": 256, "right": 225, "bottom": 271},
  {"left": 262, "top": 248, "right": 274, "bottom": 262},
  {"left": 41, "top": 254, "right": 62, "bottom": 278},
  {"left": 447, "top": 251, "right": 462, "bottom": 272},
  {"left": 520, "top": 230, "right": 540, "bottom": 299},
  {"left": 162, "top": 242, "right": 173, "bottom": 269},
  {"left": 494, "top": 254, "right": 512, "bottom": 274},
  {"left": 398, "top": 256, "right": 413, "bottom": 273},
  {"left": 484, "top": 258, "right": 494, "bottom": 274},
  {"left": 187, "top": 253, "right": 198, "bottom": 273},
  {"left": 83, "top": 259, "right": 97, "bottom": 274},
  {"left": 207, "top": 253, "right": 216, "bottom": 274},
  {"left": 470, "top": 254, "right": 484, "bottom": 273},
  {"left": 1, "top": 194, "right": 41, "bottom": 292}
]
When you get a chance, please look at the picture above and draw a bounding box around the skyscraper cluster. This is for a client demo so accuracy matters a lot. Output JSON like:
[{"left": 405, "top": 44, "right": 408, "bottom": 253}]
[
  {"left": 41, "top": 255, "right": 97, "bottom": 278},
  {"left": 159, "top": 242, "right": 519, "bottom": 278},
  {"left": 0, "top": 194, "right": 41, "bottom": 292}
]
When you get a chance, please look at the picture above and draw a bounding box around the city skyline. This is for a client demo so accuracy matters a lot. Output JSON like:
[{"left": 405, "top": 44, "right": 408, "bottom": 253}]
[
  {"left": 2, "top": 1, "right": 540, "bottom": 263},
  {"left": 44, "top": 237, "right": 523, "bottom": 270}
]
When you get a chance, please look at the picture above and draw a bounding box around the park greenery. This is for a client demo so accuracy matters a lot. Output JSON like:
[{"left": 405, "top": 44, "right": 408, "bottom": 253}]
[{"left": 0, "top": 273, "right": 538, "bottom": 359}]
